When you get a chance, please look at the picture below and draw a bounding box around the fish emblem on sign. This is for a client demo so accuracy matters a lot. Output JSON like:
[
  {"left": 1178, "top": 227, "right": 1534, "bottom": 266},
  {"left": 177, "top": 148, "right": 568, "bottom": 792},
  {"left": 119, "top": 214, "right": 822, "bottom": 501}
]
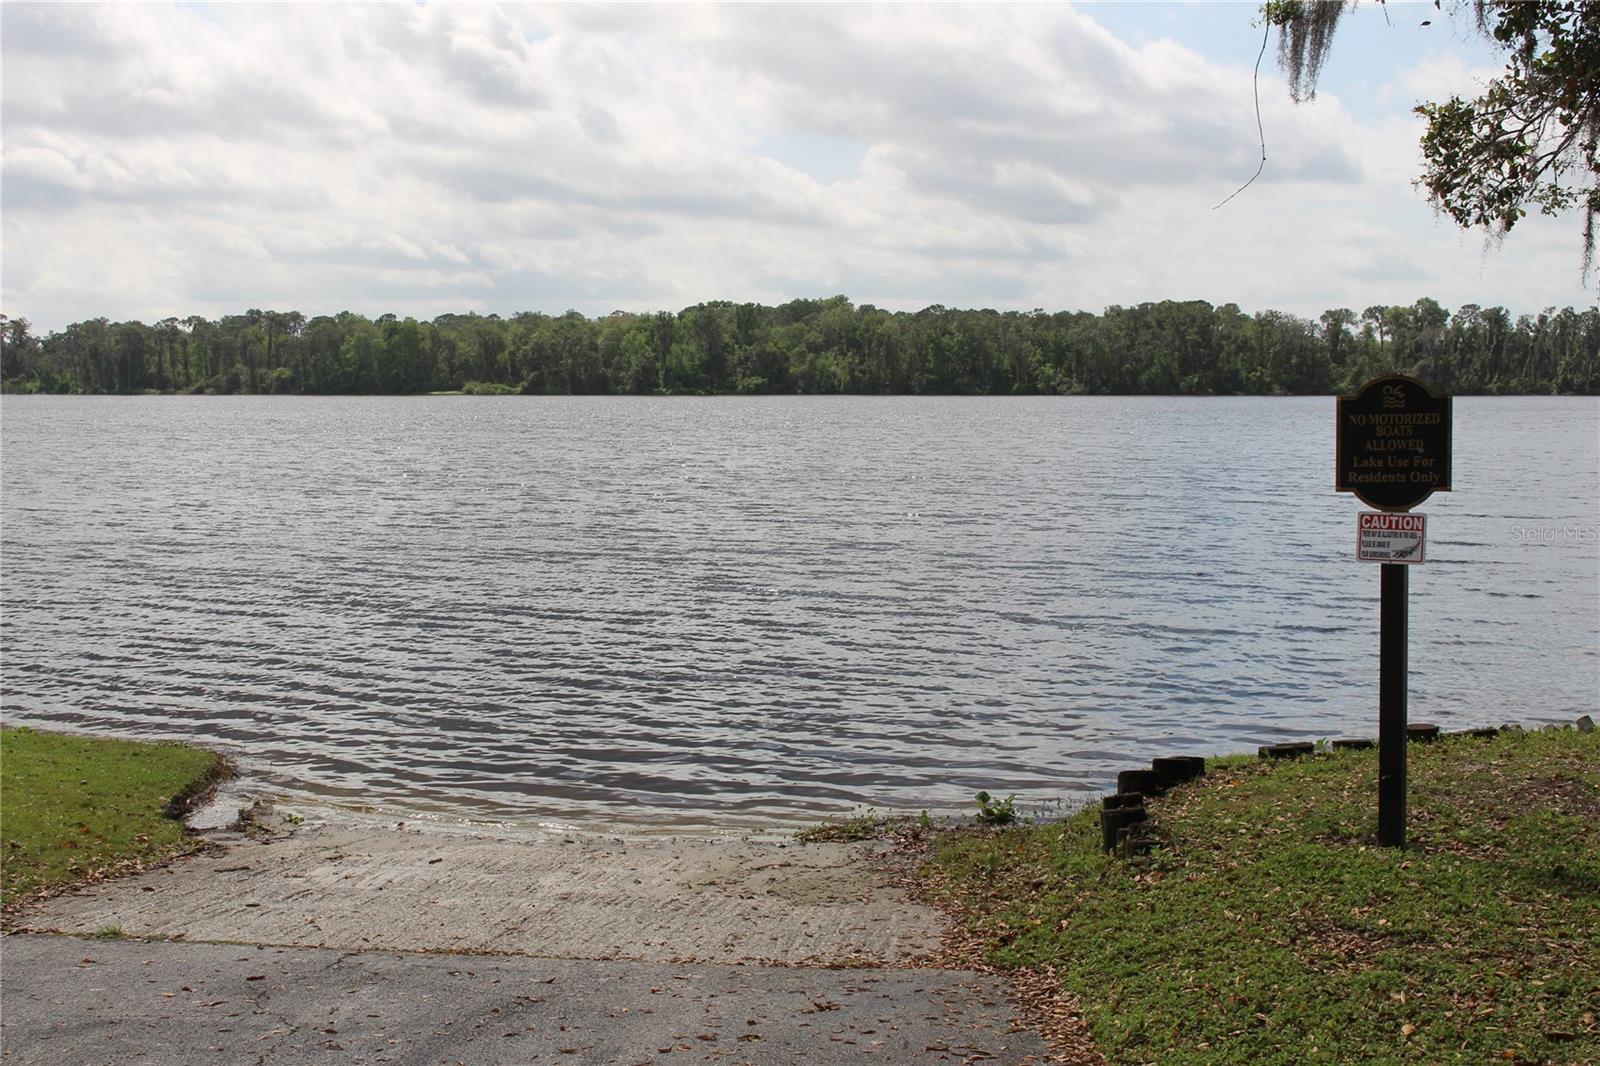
[{"left": 1336, "top": 375, "right": 1452, "bottom": 512}]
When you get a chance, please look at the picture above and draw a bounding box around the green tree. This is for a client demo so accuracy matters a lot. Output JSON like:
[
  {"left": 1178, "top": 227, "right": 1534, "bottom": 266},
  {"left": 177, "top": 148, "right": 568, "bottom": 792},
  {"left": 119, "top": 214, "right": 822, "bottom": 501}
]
[
  {"left": 382, "top": 317, "right": 424, "bottom": 393},
  {"left": 183, "top": 315, "right": 212, "bottom": 389},
  {"left": 2, "top": 297, "right": 1593, "bottom": 396},
  {"left": 1320, "top": 307, "right": 1357, "bottom": 374},
  {"left": 1, "top": 316, "right": 42, "bottom": 384},
  {"left": 115, "top": 321, "right": 153, "bottom": 393},
  {"left": 1269, "top": 0, "right": 1600, "bottom": 278}
]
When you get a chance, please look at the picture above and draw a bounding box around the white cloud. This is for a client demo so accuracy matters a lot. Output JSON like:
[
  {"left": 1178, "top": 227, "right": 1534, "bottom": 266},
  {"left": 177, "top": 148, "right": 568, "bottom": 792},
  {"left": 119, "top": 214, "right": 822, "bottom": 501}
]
[
  {"left": 0, "top": 1, "right": 1590, "bottom": 333},
  {"left": 1399, "top": 51, "right": 1502, "bottom": 103}
]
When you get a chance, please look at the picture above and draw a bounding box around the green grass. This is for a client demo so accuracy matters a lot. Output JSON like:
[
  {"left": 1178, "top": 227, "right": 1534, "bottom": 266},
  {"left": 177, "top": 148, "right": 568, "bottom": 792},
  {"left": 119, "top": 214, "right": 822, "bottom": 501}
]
[
  {"left": 923, "top": 728, "right": 1600, "bottom": 1064},
  {"left": 790, "top": 809, "right": 921, "bottom": 845},
  {"left": 460, "top": 380, "right": 519, "bottom": 395},
  {"left": 1, "top": 726, "right": 227, "bottom": 909}
]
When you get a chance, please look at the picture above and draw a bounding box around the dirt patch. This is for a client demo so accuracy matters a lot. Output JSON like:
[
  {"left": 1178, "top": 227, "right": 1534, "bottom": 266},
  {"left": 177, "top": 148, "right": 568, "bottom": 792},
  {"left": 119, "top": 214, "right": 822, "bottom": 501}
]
[
  {"left": 1541, "top": 775, "right": 1600, "bottom": 820},
  {"left": 1292, "top": 924, "right": 1393, "bottom": 975},
  {"left": 884, "top": 827, "right": 1106, "bottom": 1066}
]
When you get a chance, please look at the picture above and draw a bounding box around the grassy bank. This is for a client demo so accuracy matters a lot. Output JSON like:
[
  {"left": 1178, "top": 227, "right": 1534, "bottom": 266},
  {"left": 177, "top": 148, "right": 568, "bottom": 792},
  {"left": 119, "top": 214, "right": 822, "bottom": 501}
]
[
  {"left": 1, "top": 726, "right": 227, "bottom": 910},
  {"left": 923, "top": 728, "right": 1599, "bottom": 1064}
]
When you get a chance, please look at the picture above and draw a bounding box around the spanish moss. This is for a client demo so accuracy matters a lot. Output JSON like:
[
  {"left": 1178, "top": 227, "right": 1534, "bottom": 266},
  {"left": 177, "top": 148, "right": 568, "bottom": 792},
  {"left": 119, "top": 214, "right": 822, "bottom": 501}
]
[{"left": 1273, "top": 0, "right": 1347, "bottom": 102}]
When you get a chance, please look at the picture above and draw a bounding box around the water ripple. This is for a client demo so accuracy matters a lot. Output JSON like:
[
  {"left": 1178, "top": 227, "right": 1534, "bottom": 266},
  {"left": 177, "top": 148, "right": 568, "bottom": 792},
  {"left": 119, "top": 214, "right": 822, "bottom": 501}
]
[{"left": 2, "top": 395, "right": 1596, "bottom": 829}]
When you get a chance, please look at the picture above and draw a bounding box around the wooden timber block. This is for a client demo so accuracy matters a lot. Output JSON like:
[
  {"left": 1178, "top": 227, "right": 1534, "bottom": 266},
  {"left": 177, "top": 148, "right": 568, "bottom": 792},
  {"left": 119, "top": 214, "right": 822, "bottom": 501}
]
[
  {"left": 1116, "top": 768, "right": 1165, "bottom": 796},
  {"left": 1151, "top": 755, "right": 1206, "bottom": 787},
  {"left": 1101, "top": 805, "right": 1147, "bottom": 852}
]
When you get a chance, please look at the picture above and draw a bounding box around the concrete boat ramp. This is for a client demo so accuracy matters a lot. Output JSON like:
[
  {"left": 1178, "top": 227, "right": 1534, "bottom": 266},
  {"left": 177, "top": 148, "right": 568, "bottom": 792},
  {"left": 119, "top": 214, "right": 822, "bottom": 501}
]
[{"left": 1, "top": 813, "right": 1055, "bottom": 1064}]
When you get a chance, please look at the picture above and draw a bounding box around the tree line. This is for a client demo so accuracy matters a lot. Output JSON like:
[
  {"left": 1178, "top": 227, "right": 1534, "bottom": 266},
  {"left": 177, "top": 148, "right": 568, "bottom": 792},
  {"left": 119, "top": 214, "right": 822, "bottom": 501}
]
[{"left": 2, "top": 297, "right": 1596, "bottom": 397}]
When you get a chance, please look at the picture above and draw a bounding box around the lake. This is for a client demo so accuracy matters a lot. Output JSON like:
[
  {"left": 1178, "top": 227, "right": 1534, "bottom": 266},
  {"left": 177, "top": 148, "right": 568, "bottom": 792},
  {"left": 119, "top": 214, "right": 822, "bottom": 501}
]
[{"left": 2, "top": 395, "right": 1596, "bottom": 830}]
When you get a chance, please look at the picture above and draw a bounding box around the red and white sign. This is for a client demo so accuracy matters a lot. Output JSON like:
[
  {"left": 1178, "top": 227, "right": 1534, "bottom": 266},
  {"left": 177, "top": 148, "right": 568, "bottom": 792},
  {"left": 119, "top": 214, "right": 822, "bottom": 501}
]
[{"left": 1358, "top": 511, "right": 1426, "bottom": 564}]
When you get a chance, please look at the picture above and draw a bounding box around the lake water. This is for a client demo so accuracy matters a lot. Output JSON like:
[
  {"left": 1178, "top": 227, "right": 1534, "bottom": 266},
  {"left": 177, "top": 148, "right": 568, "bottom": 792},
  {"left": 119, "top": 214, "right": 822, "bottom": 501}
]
[{"left": 2, "top": 396, "right": 1596, "bottom": 830}]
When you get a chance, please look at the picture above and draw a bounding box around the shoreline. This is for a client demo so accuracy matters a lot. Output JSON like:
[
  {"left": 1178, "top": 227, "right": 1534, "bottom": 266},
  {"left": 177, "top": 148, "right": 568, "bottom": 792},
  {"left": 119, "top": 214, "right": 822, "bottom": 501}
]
[
  {"left": 0, "top": 714, "right": 831, "bottom": 841},
  {"left": 8, "top": 710, "right": 1583, "bottom": 844}
]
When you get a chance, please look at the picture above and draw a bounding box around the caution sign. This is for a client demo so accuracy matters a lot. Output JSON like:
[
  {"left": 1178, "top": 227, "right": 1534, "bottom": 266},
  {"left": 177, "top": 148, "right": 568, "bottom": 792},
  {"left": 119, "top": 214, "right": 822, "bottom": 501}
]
[
  {"left": 1358, "top": 511, "right": 1426, "bottom": 564},
  {"left": 1337, "top": 375, "right": 1451, "bottom": 511}
]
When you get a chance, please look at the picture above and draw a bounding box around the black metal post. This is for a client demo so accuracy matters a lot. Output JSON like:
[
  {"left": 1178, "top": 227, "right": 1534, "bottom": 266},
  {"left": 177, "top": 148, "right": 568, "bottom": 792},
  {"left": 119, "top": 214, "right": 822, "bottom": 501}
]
[{"left": 1378, "top": 562, "right": 1408, "bottom": 847}]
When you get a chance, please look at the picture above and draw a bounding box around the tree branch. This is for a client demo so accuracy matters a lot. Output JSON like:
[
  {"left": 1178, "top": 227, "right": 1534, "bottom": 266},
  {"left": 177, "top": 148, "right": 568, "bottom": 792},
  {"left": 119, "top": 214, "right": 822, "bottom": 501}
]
[{"left": 1214, "top": 19, "right": 1273, "bottom": 211}]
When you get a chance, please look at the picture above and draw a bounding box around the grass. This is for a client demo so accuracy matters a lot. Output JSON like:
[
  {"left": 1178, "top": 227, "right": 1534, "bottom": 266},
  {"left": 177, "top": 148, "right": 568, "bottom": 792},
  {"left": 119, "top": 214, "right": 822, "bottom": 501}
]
[
  {"left": 795, "top": 807, "right": 939, "bottom": 844},
  {"left": 797, "top": 809, "right": 913, "bottom": 843},
  {"left": 1, "top": 726, "right": 227, "bottom": 910},
  {"left": 922, "top": 728, "right": 1600, "bottom": 1065}
]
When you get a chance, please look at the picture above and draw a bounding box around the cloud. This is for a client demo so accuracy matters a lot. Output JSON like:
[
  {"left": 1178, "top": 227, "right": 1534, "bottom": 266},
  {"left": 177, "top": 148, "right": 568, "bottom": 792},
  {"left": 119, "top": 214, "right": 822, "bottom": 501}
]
[
  {"left": 0, "top": 2, "right": 1589, "bottom": 332},
  {"left": 1398, "top": 51, "right": 1502, "bottom": 104}
]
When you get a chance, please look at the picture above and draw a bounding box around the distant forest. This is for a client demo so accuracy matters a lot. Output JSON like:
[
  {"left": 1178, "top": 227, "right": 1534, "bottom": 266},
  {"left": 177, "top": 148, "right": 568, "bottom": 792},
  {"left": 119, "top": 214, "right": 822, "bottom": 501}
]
[{"left": 2, "top": 297, "right": 1597, "bottom": 397}]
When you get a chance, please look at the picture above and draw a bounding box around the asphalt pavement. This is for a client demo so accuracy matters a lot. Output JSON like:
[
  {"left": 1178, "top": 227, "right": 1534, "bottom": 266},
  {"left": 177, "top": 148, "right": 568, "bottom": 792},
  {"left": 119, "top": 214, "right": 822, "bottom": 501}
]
[{"left": 0, "top": 934, "right": 1051, "bottom": 1066}]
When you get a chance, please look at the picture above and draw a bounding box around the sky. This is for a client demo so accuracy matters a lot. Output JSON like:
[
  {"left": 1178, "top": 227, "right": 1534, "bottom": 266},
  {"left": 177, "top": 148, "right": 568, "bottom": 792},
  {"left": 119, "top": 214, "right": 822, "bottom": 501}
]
[{"left": 2, "top": 1, "right": 1593, "bottom": 334}]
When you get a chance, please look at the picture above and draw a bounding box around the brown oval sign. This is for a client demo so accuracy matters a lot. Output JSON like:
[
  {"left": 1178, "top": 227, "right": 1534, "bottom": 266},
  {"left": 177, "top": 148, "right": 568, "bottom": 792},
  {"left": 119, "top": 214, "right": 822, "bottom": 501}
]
[{"left": 1336, "top": 375, "right": 1452, "bottom": 511}]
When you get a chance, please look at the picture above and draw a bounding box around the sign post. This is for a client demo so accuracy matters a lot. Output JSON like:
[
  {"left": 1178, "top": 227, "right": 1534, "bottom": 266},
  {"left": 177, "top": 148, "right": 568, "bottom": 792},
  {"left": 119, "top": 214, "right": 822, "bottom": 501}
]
[
  {"left": 1378, "top": 562, "right": 1407, "bottom": 846},
  {"left": 1336, "top": 375, "right": 1452, "bottom": 848}
]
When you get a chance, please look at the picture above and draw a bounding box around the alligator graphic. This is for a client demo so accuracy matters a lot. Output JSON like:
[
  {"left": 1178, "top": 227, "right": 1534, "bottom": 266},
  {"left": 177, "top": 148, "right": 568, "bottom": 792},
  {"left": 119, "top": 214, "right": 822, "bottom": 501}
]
[{"left": 1391, "top": 537, "right": 1422, "bottom": 560}]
